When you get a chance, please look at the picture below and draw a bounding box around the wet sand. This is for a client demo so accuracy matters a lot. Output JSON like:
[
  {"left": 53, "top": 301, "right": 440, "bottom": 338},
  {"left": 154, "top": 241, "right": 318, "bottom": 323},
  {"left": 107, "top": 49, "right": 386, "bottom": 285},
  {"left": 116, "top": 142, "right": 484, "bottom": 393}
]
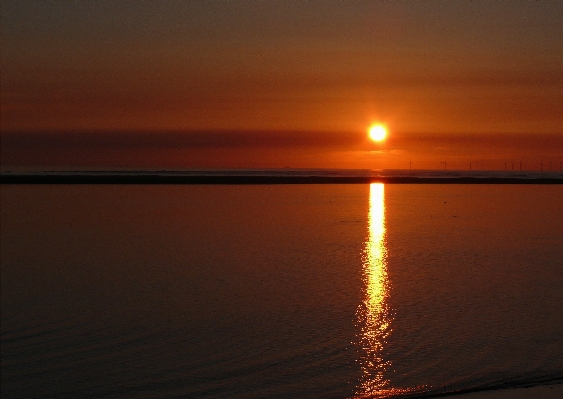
[{"left": 459, "top": 384, "right": 563, "bottom": 399}]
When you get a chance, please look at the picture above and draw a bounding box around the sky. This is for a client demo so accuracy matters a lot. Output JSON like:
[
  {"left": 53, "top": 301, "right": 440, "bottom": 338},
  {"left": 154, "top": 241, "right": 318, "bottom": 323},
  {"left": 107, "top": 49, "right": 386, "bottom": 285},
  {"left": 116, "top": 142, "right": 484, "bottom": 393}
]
[{"left": 1, "top": 1, "right": 563, "bottom": 170}]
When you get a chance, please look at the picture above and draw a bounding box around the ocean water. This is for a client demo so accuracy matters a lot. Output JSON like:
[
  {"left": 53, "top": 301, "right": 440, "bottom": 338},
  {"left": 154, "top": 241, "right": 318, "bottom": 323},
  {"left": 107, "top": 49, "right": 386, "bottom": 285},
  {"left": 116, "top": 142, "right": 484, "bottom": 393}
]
[{"left": 1, "top": 182, "right": 562, "bottom": 398}]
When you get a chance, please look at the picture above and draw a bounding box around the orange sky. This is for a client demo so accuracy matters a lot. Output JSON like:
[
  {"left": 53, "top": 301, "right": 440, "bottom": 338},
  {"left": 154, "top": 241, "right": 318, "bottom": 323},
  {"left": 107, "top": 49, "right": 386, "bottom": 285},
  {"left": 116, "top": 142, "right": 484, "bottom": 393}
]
[{"left": 1, "top": 1, "right": 562, "bottom": 170}]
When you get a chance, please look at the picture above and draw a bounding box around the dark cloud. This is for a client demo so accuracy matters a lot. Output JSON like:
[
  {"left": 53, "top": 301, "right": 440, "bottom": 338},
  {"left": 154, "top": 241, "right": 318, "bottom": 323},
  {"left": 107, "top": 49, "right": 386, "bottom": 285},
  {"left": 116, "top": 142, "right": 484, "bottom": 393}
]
[
  {"left": 1, "top": 130, "right": 364, "bottom": 150},
  {"left": 0, "top": 130, "right": 366, "bottom": 168}
]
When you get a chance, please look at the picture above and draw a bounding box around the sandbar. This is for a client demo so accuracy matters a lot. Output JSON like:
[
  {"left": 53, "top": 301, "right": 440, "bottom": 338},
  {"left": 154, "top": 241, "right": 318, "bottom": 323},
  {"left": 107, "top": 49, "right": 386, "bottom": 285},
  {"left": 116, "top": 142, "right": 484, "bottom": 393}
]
[{"left": 1, "top": 173, "right": 562, "bottom": 184}]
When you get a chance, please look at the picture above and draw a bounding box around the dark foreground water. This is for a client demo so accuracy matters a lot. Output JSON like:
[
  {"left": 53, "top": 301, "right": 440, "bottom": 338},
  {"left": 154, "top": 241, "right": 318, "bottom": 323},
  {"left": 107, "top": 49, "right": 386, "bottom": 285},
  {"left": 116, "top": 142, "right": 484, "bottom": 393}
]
[{"left": 1, "top": 183, "right": 562, "bottom": 398}]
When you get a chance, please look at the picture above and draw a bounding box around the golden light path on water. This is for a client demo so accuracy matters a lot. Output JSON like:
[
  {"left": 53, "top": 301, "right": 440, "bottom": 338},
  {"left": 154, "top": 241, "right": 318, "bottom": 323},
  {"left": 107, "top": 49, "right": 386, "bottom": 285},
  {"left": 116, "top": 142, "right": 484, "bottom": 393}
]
[{"left": 355, "top": 184, "right": 417, "bottom": 399}]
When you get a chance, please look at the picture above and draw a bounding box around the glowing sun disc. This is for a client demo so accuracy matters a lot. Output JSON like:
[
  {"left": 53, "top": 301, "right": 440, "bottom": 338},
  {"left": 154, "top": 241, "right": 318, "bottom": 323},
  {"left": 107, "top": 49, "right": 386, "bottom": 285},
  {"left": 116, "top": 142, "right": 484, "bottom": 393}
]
[{"left": 369, "top": 125, "right": 387, "bottom": 142}]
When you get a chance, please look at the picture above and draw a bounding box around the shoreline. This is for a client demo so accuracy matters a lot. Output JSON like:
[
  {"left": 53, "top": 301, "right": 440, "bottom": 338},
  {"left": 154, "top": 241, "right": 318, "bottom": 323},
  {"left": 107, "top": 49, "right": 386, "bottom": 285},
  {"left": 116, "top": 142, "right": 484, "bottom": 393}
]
[
  {"left": 1, "top": 173, "right": 563, "bottom": 184},
  {"left": 456, "top": 383, "right": 563, "bottom": 399}
]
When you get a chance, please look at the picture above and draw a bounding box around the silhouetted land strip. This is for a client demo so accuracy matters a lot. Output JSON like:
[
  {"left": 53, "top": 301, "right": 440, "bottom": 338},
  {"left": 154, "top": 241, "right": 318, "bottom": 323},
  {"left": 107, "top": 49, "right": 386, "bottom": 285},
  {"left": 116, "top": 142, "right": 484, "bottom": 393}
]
[{"left": 2, "top": 173, "right": 562, "bottom": 184}]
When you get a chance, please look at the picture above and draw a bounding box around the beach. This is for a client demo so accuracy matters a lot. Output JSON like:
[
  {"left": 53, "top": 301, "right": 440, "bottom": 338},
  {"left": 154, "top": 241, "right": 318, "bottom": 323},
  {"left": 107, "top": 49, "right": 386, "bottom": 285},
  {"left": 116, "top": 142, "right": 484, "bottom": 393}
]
[{"left": 461, "top": 384, "right": 563, "bottom": 399}]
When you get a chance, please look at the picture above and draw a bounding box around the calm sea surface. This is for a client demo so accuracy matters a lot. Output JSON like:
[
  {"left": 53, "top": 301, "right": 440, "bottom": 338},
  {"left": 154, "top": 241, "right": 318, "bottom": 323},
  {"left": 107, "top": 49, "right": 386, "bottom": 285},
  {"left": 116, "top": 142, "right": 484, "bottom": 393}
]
[{"left": 1, "top": 183, "right": 562, "bottom": 398}]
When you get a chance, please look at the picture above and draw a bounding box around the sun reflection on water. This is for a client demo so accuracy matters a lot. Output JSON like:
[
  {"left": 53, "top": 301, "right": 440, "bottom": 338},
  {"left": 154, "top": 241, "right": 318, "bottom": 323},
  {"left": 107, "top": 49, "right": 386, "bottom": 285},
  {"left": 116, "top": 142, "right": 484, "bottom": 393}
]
[
  {"left": 354, "top": 184, "right": 429, "bottom": 399},
  {"left": 355, "top": 184, "right": 422, "bottom": 399},
  {"left": 355, "top": 183, "right": 392, "bottom": 397}
]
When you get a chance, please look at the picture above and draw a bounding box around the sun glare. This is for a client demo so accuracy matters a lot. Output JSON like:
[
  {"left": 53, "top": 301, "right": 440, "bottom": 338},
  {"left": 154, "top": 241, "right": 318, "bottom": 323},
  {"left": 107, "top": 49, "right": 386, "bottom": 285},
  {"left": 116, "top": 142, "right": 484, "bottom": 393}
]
[{"left": 368, "top": 125, "right": 387, "bottom": 142}]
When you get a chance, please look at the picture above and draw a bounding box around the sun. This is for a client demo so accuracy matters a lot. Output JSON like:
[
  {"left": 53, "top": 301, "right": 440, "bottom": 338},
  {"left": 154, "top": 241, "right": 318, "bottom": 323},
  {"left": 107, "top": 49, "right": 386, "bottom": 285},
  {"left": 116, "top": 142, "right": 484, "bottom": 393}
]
[{"left": 368, "top": 124, "right": 387, "bottom": 142}]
